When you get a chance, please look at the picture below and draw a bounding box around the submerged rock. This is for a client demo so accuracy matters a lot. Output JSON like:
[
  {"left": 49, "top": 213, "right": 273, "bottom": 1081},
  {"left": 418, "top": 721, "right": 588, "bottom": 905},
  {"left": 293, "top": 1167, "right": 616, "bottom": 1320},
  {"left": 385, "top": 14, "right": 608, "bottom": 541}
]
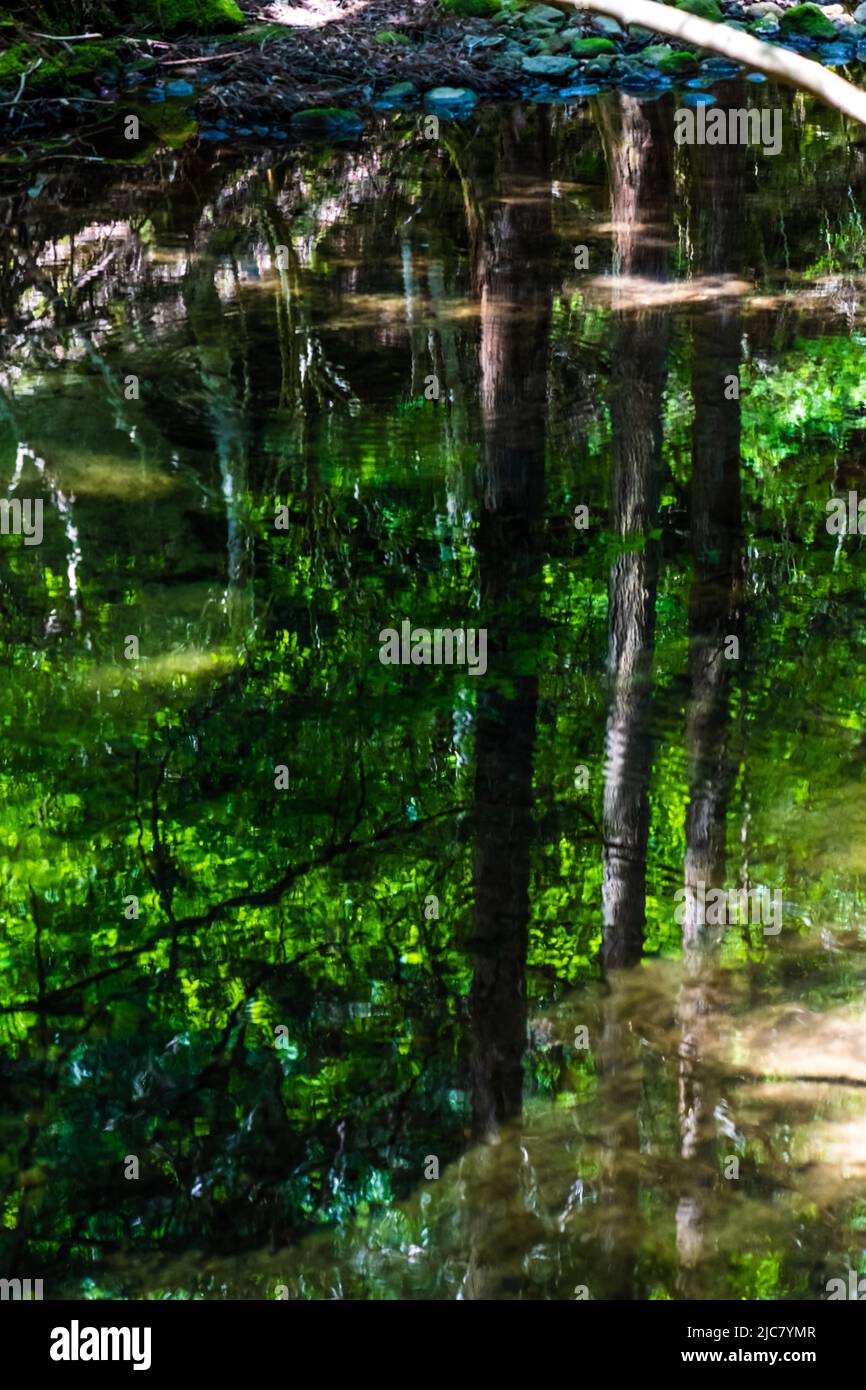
[
  {"left": 700, "top": 55, "right": 743, "bottom": 74},
  {"left": 422, "top": 86, "right": 477, "bottom": 118},
  {"left": 560, "top": 82, "right": 602, "bottom": 96},
  {"left": 618, "top": 64, "right": 664, "bottom": 89},
  {"left": 289, "top": 108, "right": 363, "bottom": 140},
  {"left": 817, "top": 39, "right": 856, "bottom": 63}
]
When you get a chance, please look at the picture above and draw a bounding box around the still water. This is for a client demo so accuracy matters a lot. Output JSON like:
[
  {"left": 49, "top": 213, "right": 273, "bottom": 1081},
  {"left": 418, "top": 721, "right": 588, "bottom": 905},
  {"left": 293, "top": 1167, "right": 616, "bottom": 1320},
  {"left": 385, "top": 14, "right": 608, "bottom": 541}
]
[{"left": 2, "top": 86, "right": 866, "bottom": 1300}]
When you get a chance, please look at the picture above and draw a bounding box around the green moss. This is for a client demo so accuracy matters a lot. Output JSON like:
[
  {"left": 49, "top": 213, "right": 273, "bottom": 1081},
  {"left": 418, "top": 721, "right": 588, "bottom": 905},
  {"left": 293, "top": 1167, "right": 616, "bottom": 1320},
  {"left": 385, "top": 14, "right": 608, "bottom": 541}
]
[
  {"left": 289, "top": 108, "right": 363, "bottom": 140},
  {"left": 374, "top": 30, "right": 411, "bottom": 44},
  {"left": 571, "top": 36, "right": 617, "bottom": 55},
  {"left": 779, "top": 2, "right": 837, "bottom": 38},
  {"left": 675, "top": 0, "right": 724, "bottom": 21},
  {"left": 439, "top": 0, "right": 501, "bottom": 16},
  {"left": 0, "top": 44, "right": 34, "bottom": 85},
  {"left": 131, "top": 0, "right": 244, "bottom": 34},
  {"left": 650, "top": 46, "right": 698, "bottom": 73},
  {"left": 0, "top": 40, "right": 120, "bottom": 92}
]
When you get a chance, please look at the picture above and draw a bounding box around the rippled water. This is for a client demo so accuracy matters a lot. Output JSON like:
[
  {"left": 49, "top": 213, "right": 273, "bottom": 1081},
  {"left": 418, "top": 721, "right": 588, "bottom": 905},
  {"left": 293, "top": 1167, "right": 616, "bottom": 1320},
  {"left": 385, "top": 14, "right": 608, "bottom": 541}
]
[{"left": 2, "top": 87, "right": 866, "bottom": 1300}]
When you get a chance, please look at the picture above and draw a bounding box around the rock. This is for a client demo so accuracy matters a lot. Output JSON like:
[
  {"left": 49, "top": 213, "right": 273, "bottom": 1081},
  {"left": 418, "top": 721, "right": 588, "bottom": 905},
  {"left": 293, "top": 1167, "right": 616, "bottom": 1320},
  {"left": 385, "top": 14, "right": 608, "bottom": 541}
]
[
  {"left": 134, "top": 0, "right": 244, "bottom": 34},
  {"left": 375, "top": 81, "right": 418, "bottom": 109},
  {"left": 744, "top": 1, "right": 783, "bottom": 14},
  {"left": 641, "top": 42, "right": 677, "bottom": 61},
  {"left": 847, "top": 21, "right": 866, "bottom": 36},
  {"left": 677, "top": 0, "right": 725, "bottom": 17},
  {"left": 570, "top": 36, "right": 618, "bottom": 55},
  {"left": 520, "top": 3, "right": 567, "bottom": 26},
  {"left": 676, "top": 0, "right": 725, "bottom": 19},
  {"left": 591, "top": 15, "right": 624, "bottom": 34},
  {"left": 462, "top": 33, "right": 505, "bottom": 51},
  {"left": 617, "top": 61, "right": 663, "bottom": 87},
  {"left": 779, "top": 1, "right": 838, "bottom": 35},
  {"left": 701, "top": 55, "right": 742, "bottom": 71},
  {"left": 647, "top": 46, "right": 699, "bottom": 73},
  {"left": 750, "top": 14, "right": 780, "bottom": 30},
  {"left": 422, "top": 86, "right": 477, "bottom": 118},
  {"left": 629, "top": 25, "right": 657, "bottom": 40},
  {"left": 165, "top": 79, "right": 195, "bottom": 98},
  {"left": 440, "top": 0, "right": 499, "bottom": 13},
  {"left": 855, "top": 1, "right": 866, "bottom": 19},
  {"left": 585, "top": 53, "right": 617, "bottom": 73},
  {"left": 820, "top": 4, "right": 845, "bottom": 14},
  {"left": 817, "top": 39, "right": 855, "bottom": 61},
  {"left": 680, "top": 89, "right": 717, "bottom": 105},
  {"left": 289, "top": 107, "right": 363, "bottom": 140},
  {"left": 521, "top": 53, "right": 580, "bottom": 77},
  {"left": 541, "top": 32, "right": 572, "bottom": 52}
]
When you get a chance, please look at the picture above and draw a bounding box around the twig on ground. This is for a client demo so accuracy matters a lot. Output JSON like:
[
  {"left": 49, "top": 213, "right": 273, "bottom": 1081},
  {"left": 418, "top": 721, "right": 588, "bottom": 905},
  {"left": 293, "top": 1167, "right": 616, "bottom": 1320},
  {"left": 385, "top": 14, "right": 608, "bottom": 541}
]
[
  {"left": 31, "top": 31, "right": 103, "bottom": 40},
  {"left": 1, "top": 59, "right": 43, "bottom": 113},
  {"left": 158, "top": 52, "right": 246, "bottom": 65}
]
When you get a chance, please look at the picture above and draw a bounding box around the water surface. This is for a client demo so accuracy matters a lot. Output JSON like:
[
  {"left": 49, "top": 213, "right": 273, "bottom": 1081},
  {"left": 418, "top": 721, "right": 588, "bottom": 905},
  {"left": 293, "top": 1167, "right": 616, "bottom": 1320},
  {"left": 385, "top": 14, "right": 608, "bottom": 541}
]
[{"left": 2, "top": 88, "right": 866, "bottom": 1300}]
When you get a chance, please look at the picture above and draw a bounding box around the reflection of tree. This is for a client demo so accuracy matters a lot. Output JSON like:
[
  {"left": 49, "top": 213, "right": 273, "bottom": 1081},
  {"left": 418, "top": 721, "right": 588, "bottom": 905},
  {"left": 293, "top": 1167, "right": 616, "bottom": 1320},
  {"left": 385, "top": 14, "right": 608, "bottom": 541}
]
[
  {"left": 183, "top": 258, "right": 256, "bottom": 644},
  {"left": 467, "top": 109, "right": 551, "bottom": 1148},
  {"left": 455, "top": 110, "right": 553, "bottom": 1297},
  {"left": 597, "top": 95, "right": 673, "bottom": 971},
  {"left": 676, "top": 122, "right": 745, "bottom": 1293},
  {"left": 591, "top": 95, "right": 674, "bottom": 1299}
]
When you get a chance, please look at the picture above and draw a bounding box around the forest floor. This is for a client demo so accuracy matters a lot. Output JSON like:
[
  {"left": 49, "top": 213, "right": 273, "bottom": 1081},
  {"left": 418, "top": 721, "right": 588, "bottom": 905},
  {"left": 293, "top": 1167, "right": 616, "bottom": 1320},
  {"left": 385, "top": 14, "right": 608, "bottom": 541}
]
[{"left": 1, "top": 0, "right": 864, "bottom": 155}]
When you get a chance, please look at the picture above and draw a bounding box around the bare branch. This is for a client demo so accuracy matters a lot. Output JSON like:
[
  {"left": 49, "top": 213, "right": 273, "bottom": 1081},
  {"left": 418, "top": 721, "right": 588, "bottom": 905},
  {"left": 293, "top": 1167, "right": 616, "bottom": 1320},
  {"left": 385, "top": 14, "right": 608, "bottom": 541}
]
[{"left": 560, "top": 0, "right": 866, "bottom": 125}]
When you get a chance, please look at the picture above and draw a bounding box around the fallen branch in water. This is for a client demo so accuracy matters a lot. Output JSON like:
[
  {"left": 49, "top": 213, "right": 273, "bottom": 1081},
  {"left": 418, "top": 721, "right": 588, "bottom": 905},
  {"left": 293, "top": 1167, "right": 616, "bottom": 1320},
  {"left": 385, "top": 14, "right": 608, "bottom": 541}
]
[{"left": 557, "top": 0, "right": 866, "bottom": 125}]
